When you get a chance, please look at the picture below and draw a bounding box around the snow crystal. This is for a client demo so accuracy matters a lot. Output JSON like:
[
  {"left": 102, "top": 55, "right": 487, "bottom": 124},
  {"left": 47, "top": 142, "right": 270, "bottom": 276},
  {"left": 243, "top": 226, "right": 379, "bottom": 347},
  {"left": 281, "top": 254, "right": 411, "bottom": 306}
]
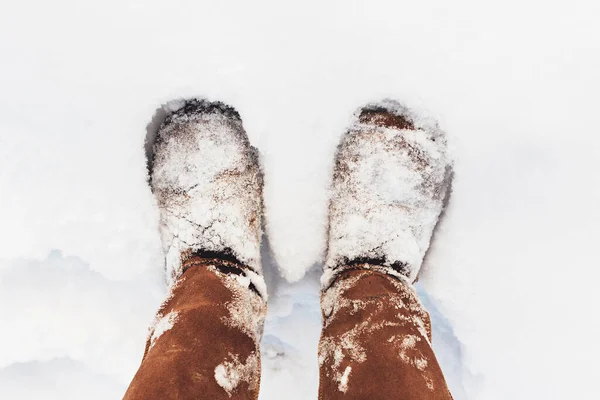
[
  {"left": 425, "top": 376, "right": 435, "bottom": 391},
  {"left": 397, "top": 334, "right": 427, "bottom": 368},
  {"left": 338, "top": 366, "right": 351, "bottom": 393},
  {"left": 214, "top": 352, "right": 260, "bottom": 397},
  {"left": 415, "top": 357, "right": 428, "bottom": 371},
  {"left": 149, "top": 311, "right": 178, "bottom": 349},
  {"left": 401, "top": 334, "right": 418, "bottom": 350},
  {"left": 208, "top": 265, "right": 267, "bottom": 342},
  {"left": 214, "top": 363, "right": 239, "bottom": 395},
  {"left": 321, "top": 272, "right": 365, "bottom": 324}
]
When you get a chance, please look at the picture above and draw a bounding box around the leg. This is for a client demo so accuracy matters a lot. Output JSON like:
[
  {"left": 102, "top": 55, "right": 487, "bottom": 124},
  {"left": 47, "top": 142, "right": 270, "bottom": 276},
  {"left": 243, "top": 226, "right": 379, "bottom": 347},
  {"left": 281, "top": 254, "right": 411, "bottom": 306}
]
[
  {"left": 125, "top": 100, "right": 266, "bottom": 399},
  {"left": 320, "top": 101, "right": 454, "bottom": 398},
  {"left": 125, "top": 257, "right": 265, "bottom": 399},
  {"left": 318, "top": 268, "right": 452, "bottom": 399}
]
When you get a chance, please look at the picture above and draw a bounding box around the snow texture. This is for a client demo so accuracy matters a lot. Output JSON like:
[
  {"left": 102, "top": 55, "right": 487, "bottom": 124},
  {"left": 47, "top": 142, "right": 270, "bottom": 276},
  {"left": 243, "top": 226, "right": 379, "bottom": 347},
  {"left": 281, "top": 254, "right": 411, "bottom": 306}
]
[
  {"left": 214, "top": 352, "right": 261, "bottom": 397},
  {"left": 339, "top": 366, "right": 351, "bottom": 393},
  {"left": 209, "top": 264, "right": 267, "bottom": 343},
  {"left": 148, "top": 311, "right": 178, "bottom": 349},
  {"left": 151, "top": 100, "right": 265, "bottom": 290},
  {"left": 1, "top": 1, "right": 599, "bottom": 399},
  {"left": 319, "top": 270, "right": 433, "bottom": 393},
  {"left": 324, "top": 100, "right": 452, "bottom": 285}
]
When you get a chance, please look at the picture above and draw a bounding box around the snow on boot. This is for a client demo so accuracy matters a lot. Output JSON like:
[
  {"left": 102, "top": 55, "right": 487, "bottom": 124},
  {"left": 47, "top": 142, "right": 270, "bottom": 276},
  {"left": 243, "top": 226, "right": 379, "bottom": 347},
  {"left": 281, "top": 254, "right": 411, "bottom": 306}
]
[
  {"left": 150, "top": 99, "right": 266, "bottom": 297},
  {"left": 323, "top": 100, "right": 453, "bottom": 286}
]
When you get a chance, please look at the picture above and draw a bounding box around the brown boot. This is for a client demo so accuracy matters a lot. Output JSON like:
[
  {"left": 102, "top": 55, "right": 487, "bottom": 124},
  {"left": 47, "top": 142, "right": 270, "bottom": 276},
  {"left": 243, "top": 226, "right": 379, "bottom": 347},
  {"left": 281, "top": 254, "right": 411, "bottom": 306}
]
[
  {"left": 125, "top": 99, "right": 266, "bottom": 399},
  {"left": 319, "top": 100, "right": 454, "bottom": 399}
]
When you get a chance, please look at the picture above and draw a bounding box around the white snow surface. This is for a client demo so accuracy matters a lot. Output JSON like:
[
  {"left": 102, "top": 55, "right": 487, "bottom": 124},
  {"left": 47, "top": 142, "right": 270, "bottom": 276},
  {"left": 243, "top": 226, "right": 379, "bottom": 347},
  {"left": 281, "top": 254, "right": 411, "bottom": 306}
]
[{"left": 1, "top": 1, "right": 599, "bottom": 399}]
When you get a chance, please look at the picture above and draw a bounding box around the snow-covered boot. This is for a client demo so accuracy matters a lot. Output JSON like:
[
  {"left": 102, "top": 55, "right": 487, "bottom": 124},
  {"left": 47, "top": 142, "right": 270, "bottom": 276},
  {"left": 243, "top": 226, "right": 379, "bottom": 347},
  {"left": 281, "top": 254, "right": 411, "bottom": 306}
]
[
  {"left": 323, "top": 99, "right": 453, "bottom": 286},
  {"left": 125, "top": 99, "right": 267, "bottom": 400},
  {"left": 318, "top": 101, "right": 454, "bottom": 399},
  {"left": 150, "top": 99, "right": 266, "bottom": 297}
]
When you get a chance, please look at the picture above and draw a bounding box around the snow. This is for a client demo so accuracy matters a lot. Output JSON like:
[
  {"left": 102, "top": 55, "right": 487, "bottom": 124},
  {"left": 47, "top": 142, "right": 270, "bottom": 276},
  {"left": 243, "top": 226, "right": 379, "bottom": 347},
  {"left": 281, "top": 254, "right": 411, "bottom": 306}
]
[
  {"left": 339, "top": 366, "right": 352, "bottom": 393},
  {"left": 319, "top": 268, "right": 436, "bottom": 395},
  {"left": 149, "top": 311, "right": 178, "bottom": 349},
  {"left": 212, "top": 264, "right": 267, "bottom": 342},
  {"left": 1, "top": 0, "right": 599, "bottom": 399},
  {"left": 152, "top": 100, "right": 265, "bottom": 288},
  {"left": 324, "top": 100, "right": 452, "bottom": 283},
  {"left": 214, "top": 352, "right": 261, "bottom": 396}
]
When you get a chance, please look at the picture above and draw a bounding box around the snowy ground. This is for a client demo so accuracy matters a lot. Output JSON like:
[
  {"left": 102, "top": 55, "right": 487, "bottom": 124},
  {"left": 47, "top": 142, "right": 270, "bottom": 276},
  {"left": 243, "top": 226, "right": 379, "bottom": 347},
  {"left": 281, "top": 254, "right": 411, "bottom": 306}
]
[{"left": 1, "top": 0, "right": 599, "bottom": 399}]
